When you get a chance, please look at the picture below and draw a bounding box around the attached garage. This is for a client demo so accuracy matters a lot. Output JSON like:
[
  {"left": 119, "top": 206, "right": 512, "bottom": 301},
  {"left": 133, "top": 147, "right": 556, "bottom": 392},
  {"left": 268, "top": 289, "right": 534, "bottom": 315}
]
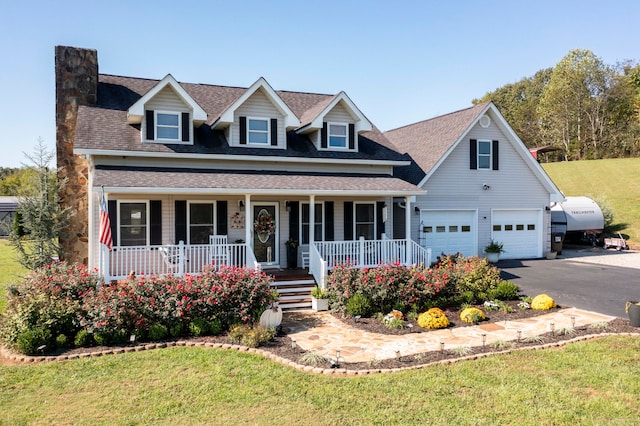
[
  {"left": 419, "top": 210, "right": 477, "bottom": 257},
  {"left": 491, "top": 209, "right": 542, "bottom": 259}
]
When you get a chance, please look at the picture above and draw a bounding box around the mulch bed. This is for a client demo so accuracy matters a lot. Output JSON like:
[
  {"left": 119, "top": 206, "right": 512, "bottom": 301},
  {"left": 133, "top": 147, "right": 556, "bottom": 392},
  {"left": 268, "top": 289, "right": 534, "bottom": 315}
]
[{"left": 2, "top": 302, "right": 638, "bottom": 370}]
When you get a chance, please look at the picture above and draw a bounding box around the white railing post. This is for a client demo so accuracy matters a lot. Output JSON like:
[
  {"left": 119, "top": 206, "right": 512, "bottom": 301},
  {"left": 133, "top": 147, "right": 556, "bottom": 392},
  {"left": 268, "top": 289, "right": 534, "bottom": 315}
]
[
  {"left": 359, "top": 236, "right": 365, "bottom": 267},
  {"left": 178, "top": 240, "right": 185, "bottom": 277},
  {"left": 104, "top": 247, "right": 110, "bottom": 284},
  {"left": 406, "top": 237, "right": 413, "bottom": 267}
]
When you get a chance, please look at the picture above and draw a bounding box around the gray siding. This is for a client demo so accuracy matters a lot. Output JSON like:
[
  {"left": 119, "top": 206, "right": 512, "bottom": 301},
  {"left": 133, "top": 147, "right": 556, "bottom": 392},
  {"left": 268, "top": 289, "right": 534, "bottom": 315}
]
[
  {"left": 412, "top": 115, "right": 552, "bottom": 256},
  {"left": 232, "top": 89, "right": 285, "bottom": 149}
]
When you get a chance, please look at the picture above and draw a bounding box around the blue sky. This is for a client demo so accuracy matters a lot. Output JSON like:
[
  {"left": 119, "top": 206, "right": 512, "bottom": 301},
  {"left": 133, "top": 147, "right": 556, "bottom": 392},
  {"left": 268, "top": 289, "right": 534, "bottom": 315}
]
[{"left": 1, "top": 0, "right": 638, "bottom": 167}]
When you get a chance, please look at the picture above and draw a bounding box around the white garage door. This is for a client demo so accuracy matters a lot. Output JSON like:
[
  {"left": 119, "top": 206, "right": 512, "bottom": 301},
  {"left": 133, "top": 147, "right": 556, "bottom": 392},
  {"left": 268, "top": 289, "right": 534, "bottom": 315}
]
[
  {"left": 492, "top": 210, "right": 541, "bottom": 259},
  {"left": 420, "top": 210, "right": 476, "bottom": 257}
]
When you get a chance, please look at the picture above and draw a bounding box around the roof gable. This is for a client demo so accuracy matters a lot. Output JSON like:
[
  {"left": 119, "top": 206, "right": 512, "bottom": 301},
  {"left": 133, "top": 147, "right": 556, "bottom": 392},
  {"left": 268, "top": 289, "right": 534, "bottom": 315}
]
[
  {"left": 127, "top": 74, "right": 207, "bottom": 125},
  {"left": 211, "top": 77, "right": 300, "bottom": 129},
  {"left": 386, "top": 102, "right": 563, "bottom": 201},
  {"left": 297, "top": 91, "right": 372, "bottom": 134}
]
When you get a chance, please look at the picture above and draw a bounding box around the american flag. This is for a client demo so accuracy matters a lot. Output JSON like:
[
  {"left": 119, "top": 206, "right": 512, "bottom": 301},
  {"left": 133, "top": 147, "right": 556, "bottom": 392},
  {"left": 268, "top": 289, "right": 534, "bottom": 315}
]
[{"left": 99, "top": 189, "right": 113, "bottom": 250}]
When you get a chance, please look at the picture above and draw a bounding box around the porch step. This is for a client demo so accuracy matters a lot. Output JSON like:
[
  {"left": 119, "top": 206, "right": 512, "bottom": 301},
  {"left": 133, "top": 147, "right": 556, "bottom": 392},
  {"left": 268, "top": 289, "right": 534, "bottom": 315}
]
[{"left": 270, "top": 278, "right": 316, "bottom": 310}]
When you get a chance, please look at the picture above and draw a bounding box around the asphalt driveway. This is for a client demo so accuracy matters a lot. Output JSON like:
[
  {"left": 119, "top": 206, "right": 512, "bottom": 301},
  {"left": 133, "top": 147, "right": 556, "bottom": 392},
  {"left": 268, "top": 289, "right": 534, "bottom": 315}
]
[{"left": 498, "top": 249, "right": 640, "bottom": 318}]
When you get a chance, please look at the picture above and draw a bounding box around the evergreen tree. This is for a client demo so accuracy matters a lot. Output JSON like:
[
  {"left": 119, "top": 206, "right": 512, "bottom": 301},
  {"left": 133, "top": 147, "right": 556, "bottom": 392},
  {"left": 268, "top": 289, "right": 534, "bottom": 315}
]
[{"left": 10, "top": 140, "right": 73, "bottom": 269}]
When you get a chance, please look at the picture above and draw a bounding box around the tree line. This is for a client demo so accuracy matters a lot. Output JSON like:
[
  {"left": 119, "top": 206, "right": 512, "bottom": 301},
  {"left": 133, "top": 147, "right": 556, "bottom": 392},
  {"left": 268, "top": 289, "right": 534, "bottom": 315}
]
[{"left": 473, "top": 49, "right": 640, "bottom": 161}]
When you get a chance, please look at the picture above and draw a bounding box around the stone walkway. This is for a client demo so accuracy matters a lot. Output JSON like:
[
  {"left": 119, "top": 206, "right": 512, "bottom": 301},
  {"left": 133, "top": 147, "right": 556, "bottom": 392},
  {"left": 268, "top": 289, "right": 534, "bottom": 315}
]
[{"left": 282, "top": 309, "right": 614, "bottom": 363}]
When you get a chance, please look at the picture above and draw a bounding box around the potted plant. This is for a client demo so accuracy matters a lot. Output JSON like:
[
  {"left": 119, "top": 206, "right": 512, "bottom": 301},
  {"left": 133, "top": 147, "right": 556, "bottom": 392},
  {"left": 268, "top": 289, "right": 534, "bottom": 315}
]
[
  {"left": 311, "top": 286, "right": 329, "bottom": 311},
  {"left": 285, "top": 238, "right": 298, "bottom": 269},
  {"left": 625, "top": 301, "right": 640, "bottom": 327},
  {"left": 484, "top": 240, "right": 504, "bottom": 263}
]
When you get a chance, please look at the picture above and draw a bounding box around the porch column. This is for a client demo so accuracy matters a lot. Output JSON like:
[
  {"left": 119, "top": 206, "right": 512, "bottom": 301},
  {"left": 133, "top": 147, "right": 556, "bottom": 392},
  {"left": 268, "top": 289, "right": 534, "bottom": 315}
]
[
  {"left": 405, "top": 195, "right": 413, "bottom": 265},
  {"left": 308, "top": 194, "right": 316, "bottom": 244},
  {"left": 244, "top": 194, "right": 252, "bottom": 245}
]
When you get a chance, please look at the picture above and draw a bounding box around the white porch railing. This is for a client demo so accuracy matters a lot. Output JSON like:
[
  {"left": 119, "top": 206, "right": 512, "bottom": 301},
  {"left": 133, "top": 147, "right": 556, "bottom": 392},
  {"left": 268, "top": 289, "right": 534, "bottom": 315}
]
[
  {"left": 105, "top": 241, "right": 260, "bottom": 281},
  {"left": 311, "top": 237, "right": 432, "bottom": 289}
]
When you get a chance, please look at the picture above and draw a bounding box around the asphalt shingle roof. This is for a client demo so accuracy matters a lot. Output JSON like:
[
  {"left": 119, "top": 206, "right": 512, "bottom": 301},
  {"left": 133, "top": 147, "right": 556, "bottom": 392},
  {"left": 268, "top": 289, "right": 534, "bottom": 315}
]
[
  {"left": 93, "top": 166, "right": 423, "bottom": 195},
  {"left": 76, "top": 74, "right": 404, "bottom": 162},
  {"left": 385, "top": 102, "right": 490, "bottom": 184}
]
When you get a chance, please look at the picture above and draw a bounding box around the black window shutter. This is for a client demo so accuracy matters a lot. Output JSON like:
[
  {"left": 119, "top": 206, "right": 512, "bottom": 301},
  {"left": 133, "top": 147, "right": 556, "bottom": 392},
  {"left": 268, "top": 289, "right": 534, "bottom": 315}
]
[
  {"left": 324, "top": 201, "right": 334, "bottom": 241},
  {"left": 108, "top": 200, "right": 118, "bottom": 247},
  {"left": 470, "top": 139, "right": 477, "bottom": 170},
  {"left": 270, "top": 118, "right": 278, "bottom": 146},
  {"left": 321, "top": 122, "right": 328, "bottom": 148},
  {"left": 146, "top": 110, "right": 155, "bottom": 140},
  {"left": 182, "top": 112, "right": 190, "bottom": 142},
  {"left": 216, "top": 201, "right": 227, "bottom": 235},
  {"left": 344, "top": 201, "right": 353, "bottom": 240},
  {"left": 150, "top": 200, "right": 162, "bottom": 245},
  {"left": 289, "top": 201, "right": 299, "bottom": 241},
  {"left": 239, "top": 116, "right": 247, "bottom": 144},
  {"left": 376, "top": 201, "right": 385, "bottom": 239},
  {"left": 492, "top": 140, "right": 499, "bottom": 170},
  {"left": 348, "top": 123, "right": 355, "bottom": 150},
  {"left": 175, "top": 200, "right": 187, "bottom": 244}
]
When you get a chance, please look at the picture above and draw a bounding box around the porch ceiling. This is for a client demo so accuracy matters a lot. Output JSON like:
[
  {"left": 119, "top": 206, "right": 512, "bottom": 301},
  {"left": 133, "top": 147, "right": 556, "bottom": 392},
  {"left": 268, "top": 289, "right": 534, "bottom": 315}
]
[{"left": 93, "top": 165, "right": 425, "bottom": 196}]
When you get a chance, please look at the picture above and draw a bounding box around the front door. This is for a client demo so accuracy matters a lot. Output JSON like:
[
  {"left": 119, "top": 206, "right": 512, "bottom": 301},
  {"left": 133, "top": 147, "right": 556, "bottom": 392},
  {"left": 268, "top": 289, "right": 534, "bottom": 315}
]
[{"left": 253, "top": 203, "right": 279, "bottom": 267}]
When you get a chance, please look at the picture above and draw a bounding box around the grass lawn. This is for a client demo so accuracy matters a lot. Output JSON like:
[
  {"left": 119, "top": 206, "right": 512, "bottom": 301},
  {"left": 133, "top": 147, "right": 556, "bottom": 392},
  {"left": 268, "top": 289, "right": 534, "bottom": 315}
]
[
  {"left": 0, "top": 239, "right": 28, "bottom": 313},
  {"left": 1, "top": 337, "right": 639, "bottom": 425},
  {"left": 543, "top": 157, "right": 640, "bottom": 247}
]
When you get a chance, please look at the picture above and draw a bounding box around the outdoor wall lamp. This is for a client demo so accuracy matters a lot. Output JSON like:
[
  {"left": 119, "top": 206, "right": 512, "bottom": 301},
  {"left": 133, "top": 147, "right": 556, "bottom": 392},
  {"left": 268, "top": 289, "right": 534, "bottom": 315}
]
[
  {"left": 238, "top": 200, "right": 245, "bottom": 212},
  {"left": 482, "top": 184, "right": 491, "bottom": 190},
  {"left": 285, "top": 201, "right": 291, "bottom": 212},
  {"left": 414, "top": 206, "right": 420, "bottom": 214}
]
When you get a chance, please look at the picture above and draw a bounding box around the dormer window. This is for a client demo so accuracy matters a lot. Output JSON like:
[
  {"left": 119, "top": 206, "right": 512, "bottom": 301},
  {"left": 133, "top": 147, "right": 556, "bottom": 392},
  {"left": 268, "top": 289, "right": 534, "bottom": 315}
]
[
  {"left": 328, "top": 123, "right": 347, "bottom": 148},
  {"left": 248, "top": 118, "right": 270, "bottom": 145},
  {"left": 145, "top": 110, "right": 191, "bottom": 144},
  {"left": 156, "top": 112, "right": 181, "bottom": 141}
]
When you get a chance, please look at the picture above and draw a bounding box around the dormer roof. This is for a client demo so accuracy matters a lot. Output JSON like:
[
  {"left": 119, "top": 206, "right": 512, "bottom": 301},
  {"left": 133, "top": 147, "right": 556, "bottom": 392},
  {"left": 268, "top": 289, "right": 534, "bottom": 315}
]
[
  {"left": 127, "top": 74, "right": 207, "bottom": 125},
  {"left": 296, "top": 91, "right": 373, "bottom": 134},
  {"left": 211, "top": 77, "right": 300, "bottom": 130}
]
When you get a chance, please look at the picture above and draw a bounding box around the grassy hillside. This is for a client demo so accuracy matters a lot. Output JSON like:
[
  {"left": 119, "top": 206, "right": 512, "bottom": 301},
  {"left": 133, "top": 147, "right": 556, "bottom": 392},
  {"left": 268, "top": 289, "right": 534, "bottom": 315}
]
[
  {"left": 542, "top": 158, "right": 640, "bottom": 248},
  {"left": 0, "top": 239, "right": 28, "bottom": 313}
]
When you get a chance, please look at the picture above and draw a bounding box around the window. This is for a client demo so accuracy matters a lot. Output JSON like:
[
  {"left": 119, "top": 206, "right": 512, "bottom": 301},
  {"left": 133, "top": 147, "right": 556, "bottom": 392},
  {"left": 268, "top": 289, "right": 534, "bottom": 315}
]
[
  {"left": 119, "top": 202, "right": 148, "bottom": 246},
  {"left": 188, "top": 202, "right": 215, "bottom": 244},
  {"left": 477, "top": 140, "right": 492, "bottom": 169},
  {"left": 301, "top": 203, "right": 324, "bottom": 244},
  {"left": 248, "top": 118, "right": 269, "bottom": 145},
  {"left": 156, "top": 112, "right": 180, "bottom": 141},
  {"left": 328, "top": 123, "right": 347, "bottom": 148},
  {"left": 354, "top": 203, "right": 375, "bottom": 240}
]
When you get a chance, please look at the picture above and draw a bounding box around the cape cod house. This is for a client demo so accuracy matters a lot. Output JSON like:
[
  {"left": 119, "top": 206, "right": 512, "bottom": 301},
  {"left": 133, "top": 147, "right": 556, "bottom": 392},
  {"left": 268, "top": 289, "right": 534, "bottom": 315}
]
[
  {"left": 55, "top": 46, "right": 429, "bottom": 304},
  {"left": 385, "top": 103, "right": 564, "bottom": 260}
]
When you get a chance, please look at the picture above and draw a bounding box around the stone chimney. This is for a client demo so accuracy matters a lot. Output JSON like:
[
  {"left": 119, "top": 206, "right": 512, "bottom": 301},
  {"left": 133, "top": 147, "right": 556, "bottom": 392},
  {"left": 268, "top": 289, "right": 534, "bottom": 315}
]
[{"left": 55, "top": 46, "right": 98, "bottom": 264}]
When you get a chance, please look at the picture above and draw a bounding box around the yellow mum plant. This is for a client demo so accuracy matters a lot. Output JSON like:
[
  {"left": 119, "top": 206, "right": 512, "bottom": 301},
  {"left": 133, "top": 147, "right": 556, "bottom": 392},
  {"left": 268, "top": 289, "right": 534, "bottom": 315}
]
[
  {"left": 417, "top": 307, "right": 450, "bottom": 329},
  {"left": 460, "top": 307, "right": 486, "bottom": 324},
  {"left": 531, "top": 294, "right": 557, "bottom": 310}
]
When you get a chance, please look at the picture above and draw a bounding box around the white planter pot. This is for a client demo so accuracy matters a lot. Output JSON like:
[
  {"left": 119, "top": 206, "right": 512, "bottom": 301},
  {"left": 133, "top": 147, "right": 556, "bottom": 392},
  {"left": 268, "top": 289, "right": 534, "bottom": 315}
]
[
  {"left": 485, "top": 252, "right": 500, "bottom": 263},
  {"left": 312, "top": 297, "right": 329, "bottom": 312}
]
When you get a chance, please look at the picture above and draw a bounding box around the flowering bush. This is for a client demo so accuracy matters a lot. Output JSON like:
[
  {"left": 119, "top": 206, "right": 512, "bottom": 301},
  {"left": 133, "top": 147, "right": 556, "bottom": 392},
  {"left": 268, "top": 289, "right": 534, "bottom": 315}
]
[
  {"left": 417, "top": 307, "right": 450, "bottom": 329},
  {"left": 383, "top": 310, "right": 405, "bottom": 328},
  {"left": 531, "top": 294, "right": 557, "bottom": 310},
  {"left": 0, "top": 261, "right": 99, "bottom": 350},
  {"left": 327, "top": 262, "right": 450, "bottom": 314},
  {"left": 460, "top": 307, "right": 486, "bottom": 324}
]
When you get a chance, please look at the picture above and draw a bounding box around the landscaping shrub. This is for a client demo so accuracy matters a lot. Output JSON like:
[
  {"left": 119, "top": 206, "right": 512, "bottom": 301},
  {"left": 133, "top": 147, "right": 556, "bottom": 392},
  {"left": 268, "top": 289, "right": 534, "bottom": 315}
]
[
  {"left": 188, "top": 317, "right": 210, "bottom": 337},
  {"left": 449, "top": 256, "right": 502, "bottom": 301},
  {"left": 460, "top": 307, "right": 486, "bottom": 324},
  {"left": 417, "top": 308, "right": 449, "bottom": 329},
  {"left": 489, "top": 280, "right": 520, "bottom": 300},
  {"left": 346, "top": 293, "right": 373, "bottom": 317},
  {"left": 169, "top": 323, "right": 184, "bottom": 338},
  {"left": 209, "top": 318, "right": 223, "bottom": 336},
  {"left": 93, "top": 331, "right": 112, "bottom": 346},
  {"left": 55, "top": 333, "right": 68, "bottom": 349},
  {"left": 16, "top": 326, "right": 52, "bottom": 355},
  {"left": 531, "top": 294, "right": 557, "bottom": 310},
  {"left": 228, "top": 324, "right": 276, "bottom": 348},
  {"left": 74, "top": 329, "right": 92, "bottom": 347},
  {"left": 148, "top": 324, "right": 169, "bottom": 341}
]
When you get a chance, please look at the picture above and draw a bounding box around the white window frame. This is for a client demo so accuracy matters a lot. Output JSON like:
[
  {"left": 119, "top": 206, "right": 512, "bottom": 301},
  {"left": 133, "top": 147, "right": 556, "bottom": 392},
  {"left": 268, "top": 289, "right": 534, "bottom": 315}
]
[
  {"left": 117, "top": 200, "right": 150, "bottom": 247},
  {"left": 247, "top": 117, "right": 271, "bottom": 145},
  {"left": 354, "top": 201, "right": 376, "bottom": 240},
  {"left": 477, "top": 139, "right": 492, "bottom": 170},
  {"left": 328, "top": 122, "right": 348, "bottom": 149},
  {"left": 155, "top": 110, "right": 182, "bottom": 142},
  {"left": 187, "top": 201, "right": 216, "bottom": 245},
  {"left": 300, "top": 202, "right": 324, "bottom": 244}
]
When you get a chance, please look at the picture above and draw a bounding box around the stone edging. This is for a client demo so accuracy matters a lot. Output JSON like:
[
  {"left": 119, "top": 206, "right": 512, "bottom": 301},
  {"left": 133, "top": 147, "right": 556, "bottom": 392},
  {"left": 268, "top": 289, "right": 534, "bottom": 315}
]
[{"left": 2, "top": 332, "right": 640, "bottom": 375}]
